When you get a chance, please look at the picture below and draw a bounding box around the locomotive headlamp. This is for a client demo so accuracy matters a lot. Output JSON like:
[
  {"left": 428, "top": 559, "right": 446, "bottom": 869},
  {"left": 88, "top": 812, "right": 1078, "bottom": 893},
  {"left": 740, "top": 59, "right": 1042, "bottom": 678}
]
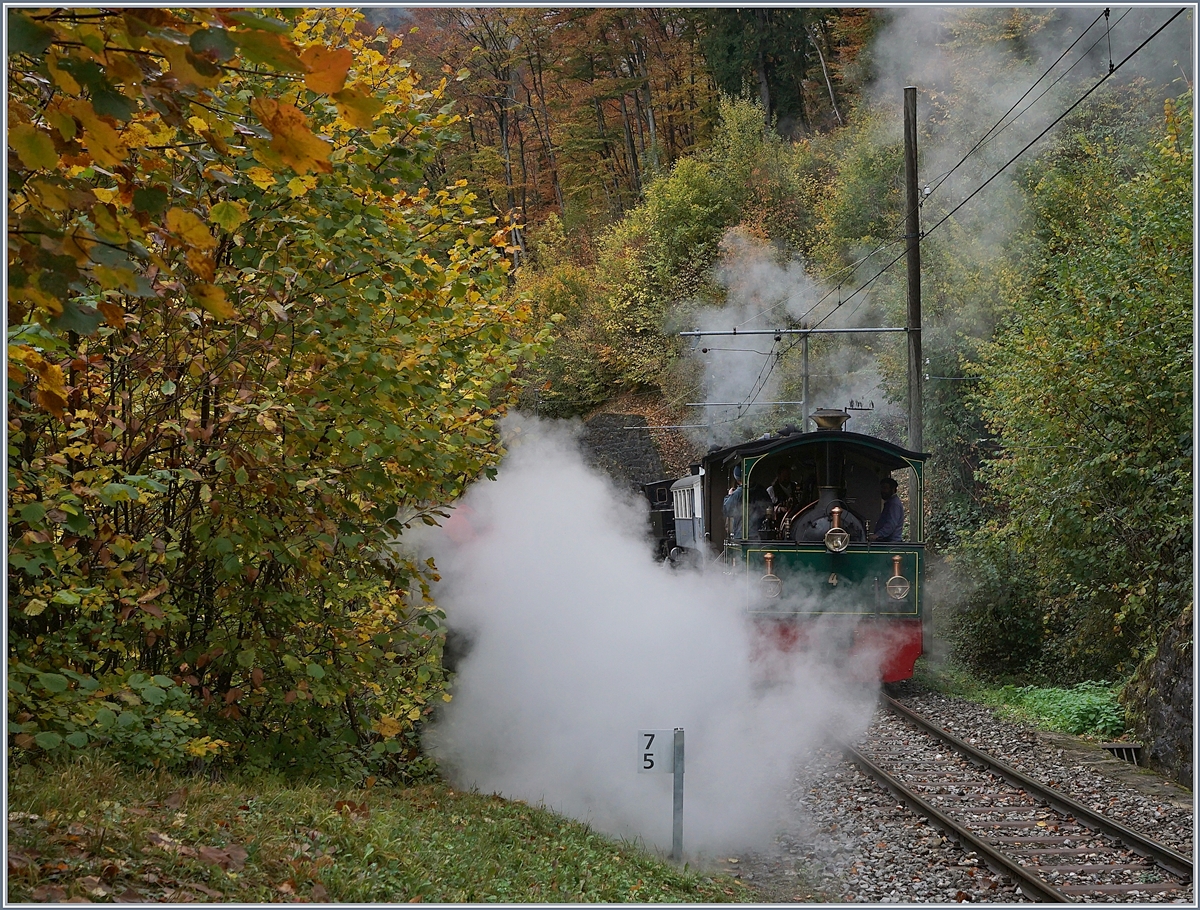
[
  {"left": 886, "top": 554, "right": 911, "bottom": 600},
  {"left": 760, "top": 552, "right": 782, "bottom": 599},
  {"left": 824, "top": 506, "right": 850, "bottom": 553}
]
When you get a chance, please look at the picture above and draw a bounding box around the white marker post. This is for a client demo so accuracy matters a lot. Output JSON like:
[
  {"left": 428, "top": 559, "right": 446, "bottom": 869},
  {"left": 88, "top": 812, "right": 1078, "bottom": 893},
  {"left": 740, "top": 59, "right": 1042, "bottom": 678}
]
[{"left": 638, "top": 728, "right": 684, "bottom": 860}]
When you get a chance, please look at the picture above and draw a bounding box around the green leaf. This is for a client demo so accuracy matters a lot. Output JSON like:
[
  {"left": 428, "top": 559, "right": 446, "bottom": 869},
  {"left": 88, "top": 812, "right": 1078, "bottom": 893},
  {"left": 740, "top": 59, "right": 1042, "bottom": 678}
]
[
  {"left": 226, "top": 11, "right": 293, "bottom": 33},
  {"left": 190, "top": 27, "right": 238, "bottom": 61},
  {"left": 65, "top": 731, "right": 89, "bottom": 749},
  {"left": 133, "top": 186, "right": 169, "bottom": 216},
  {"left": 91, "top": 88, "right": 137, "bottom": 122},
  {"left": 37, "top": 673, "right": 69, "bottom": 693},
  {"left": 49, "top": 301, "right": 103, "bottom": 335},
  {"left": 19, "top": 502, "right": 45, "bottom": 525},
  {"left": 34, "top": 731, "right": 63, "bottom": 750},
  {"left": 94, "top": 708, "right": 117, "bottom": 730},
  {"left": 233, "top": 29, "right": 304, "bottom": 72},
  {"left": 305, "top": 663, "right": 325, "bottom": 679},
  {"left": 7, "top": 11, "right": 54, "bottom": 57},
  {"left": 141, "top": 685, "right": 166, "bottom": 705}
]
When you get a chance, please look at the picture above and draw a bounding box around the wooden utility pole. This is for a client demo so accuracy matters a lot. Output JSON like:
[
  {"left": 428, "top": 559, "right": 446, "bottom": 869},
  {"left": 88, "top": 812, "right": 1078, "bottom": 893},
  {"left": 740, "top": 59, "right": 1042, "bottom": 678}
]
[{"left": 904, "top": 86, "right": 923, "bottom": 452}]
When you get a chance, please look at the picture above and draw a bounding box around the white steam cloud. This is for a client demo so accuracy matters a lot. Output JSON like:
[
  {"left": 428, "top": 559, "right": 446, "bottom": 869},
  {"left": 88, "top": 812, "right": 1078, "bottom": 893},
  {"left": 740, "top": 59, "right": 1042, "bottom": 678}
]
[
  {"left": 421, "top": 417, "right": 880, "bottom": 858},
  {"left": 691, "top": 229, "right": 894, "bottom": 447}
]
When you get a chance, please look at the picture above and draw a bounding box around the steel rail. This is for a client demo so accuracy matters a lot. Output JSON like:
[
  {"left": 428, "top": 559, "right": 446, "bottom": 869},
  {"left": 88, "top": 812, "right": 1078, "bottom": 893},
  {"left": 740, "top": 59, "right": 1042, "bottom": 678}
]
[
  {"left": 844, "top": 743, "right": 1071, "bottom": 902},
  {"left": 883, "top": 696, "right": 1194, "bottom": 882}
]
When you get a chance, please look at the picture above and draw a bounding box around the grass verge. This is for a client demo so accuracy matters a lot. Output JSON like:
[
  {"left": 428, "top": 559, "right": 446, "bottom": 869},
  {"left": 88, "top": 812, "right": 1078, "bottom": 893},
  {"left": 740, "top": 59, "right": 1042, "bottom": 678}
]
[
  {"left": 912, "top": 662, "right": 1127, "bottom": 738},
  {"left": 7, "top": 758, "right": 753, "bottom": 903}
]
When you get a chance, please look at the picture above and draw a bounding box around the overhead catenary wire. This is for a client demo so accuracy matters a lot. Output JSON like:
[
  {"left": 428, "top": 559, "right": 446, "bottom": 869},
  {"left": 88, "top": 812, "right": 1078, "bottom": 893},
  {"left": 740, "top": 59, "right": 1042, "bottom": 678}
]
[
  {"left": 923, "top": 6, "right": 1188, "bottom": 239},
  {"left": 732, "top": 7, "right": 1187, "bottom": 418},
  {"left": 672, "top": 8, "right": 1186, "bottom": 432},
  {"left": 753, "top": 10, "right": 1119, "bottom": 332},
  {"left": 923, "top": 9, "right": 1110, "bottom": 198}
]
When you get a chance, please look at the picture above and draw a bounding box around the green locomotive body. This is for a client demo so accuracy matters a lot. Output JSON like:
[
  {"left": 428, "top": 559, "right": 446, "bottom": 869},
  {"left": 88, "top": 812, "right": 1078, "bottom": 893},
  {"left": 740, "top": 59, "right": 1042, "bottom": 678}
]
[{"left": 680, "top": 413, "right": 929, "bottom": 681}]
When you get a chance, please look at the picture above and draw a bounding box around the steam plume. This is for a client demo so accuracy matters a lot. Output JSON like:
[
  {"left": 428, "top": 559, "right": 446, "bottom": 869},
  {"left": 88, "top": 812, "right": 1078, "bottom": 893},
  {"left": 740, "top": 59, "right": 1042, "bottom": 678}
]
[{"left": 422, "top": 417, "right": 880, "bottom": 857}]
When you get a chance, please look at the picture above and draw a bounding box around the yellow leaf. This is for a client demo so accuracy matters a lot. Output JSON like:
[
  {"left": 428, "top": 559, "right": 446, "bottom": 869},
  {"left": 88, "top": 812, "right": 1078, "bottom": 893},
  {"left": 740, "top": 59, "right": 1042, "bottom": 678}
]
[
  {"left": 160, "top": 43, "right": 223, "bottom": 89},
  {"left": 92, "top": 187, "right": 119, "bottom": 204},
  {"left": 62, "top": 228, "right": 96, "bottom": 264},
  {"left": 21, "top": 350, "right": 68, "bottom": 418},
  {"left": 332, "top": 85, "right": 384, "bottom": 130},
  {"left": 105, "top": 53, "right": 144, "bottom": 87},
  {"left": 69, "top": 101, "right": 127, "bottom": 168},
  {"left": 97, "top": 301, "right": 127, "bottom": 328},
  {"left": 45, "top": 105, "right": 77, "bottom": 142},
  {"left": 166, "top": 207, "right": 219, "bottom": 251},
  {"left": 300, "top": 45, "right": 353, "bottom": 95},
  {"left": 191, "top": 283, "right": 234, "bottom": 319},
  {"left": 11, "top": 284, "right": 64, "bottom": 317},
  {"left": 92, "top": 204, "right": 127, "bottom": 244},
  {"left": 94, "top": 264, "right": 138, "bottom": 291},
  {"left": 375, "top": 715, "right": 403, "bottom": 738},
  {"left": 250, "top": 98, "right": 332, "bottom": 174},
  {"left": 121, "top": 121, "right": 156, "bottom": 150},
  {"left": 286, "top": 176, "right": 315, "bottom": 198},
  {"left": 23, "top": 599, "right": 48, "bottom": 618},
  {"left": 27, "top": 178, "right": 71, "bottom": 212},
  {"left": 407, "top": 706, "right": 422, "bottom": 721},
  {"left": 9, "top": 124, "right": 58, "bottom": 170},
  {"left": 246, "top": 166, "right": 276, "bottom": 189},
  {"left": 47, "top": 54, "right": 81, "bottom": 94},
  {"left": 186, "top": 248, "right": 216, "bottom": 282},
  {"left": 209, "top": 200, "right": 248, "bottom": 231}
]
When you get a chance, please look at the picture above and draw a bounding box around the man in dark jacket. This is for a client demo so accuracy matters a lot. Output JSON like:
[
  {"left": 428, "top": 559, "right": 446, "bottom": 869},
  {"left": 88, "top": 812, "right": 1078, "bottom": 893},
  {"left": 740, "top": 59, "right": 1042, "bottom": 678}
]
[{"left": 870, "top": 477, "right": 904, "bottom": 542}]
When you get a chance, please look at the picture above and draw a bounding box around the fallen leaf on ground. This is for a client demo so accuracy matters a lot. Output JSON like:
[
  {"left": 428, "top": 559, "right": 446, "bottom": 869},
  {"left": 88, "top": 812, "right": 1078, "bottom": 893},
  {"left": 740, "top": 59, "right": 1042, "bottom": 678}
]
[
  {"left": 147, "top": 830, "right": 197, "bottom": 857},
  {"left": 197, "top": 844, "right": 248, "bottom": 871}
]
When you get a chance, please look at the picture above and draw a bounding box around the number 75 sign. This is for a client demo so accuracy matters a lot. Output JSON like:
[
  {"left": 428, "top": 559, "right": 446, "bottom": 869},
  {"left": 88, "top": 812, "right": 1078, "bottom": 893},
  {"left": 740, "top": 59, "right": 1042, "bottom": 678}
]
[{"left": 638, "top": 729, "right": 674, "bottom": 772}]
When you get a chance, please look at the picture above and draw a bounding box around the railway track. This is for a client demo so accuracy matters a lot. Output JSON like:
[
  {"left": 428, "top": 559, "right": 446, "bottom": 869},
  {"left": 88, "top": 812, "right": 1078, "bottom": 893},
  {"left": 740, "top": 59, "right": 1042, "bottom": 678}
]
[{"left": 846, "top": 695, "right": 1193, "bottom": 903}]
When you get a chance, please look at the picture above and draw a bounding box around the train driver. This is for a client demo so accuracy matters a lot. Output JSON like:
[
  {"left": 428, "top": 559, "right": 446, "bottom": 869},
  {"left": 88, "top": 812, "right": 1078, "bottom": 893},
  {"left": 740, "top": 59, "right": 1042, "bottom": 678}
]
[
  {"left": 870, "top": 476, "right": 904, "bottom": 542},
  {"left": 723, "top": 465, "right": 743, "bottom": 537},
  {"left": 767, "top": 465, "right": 795, "bottom": 507}
]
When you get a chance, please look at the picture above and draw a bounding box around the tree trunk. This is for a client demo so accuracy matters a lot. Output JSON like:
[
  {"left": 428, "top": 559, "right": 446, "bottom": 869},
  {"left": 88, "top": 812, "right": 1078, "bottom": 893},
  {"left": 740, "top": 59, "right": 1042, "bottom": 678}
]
[
  {"left": 808, "top": 25, "right": 843, "bottom": 126},
  {"left": 755, "top": 9, "right": 771, "bottom": 124}
]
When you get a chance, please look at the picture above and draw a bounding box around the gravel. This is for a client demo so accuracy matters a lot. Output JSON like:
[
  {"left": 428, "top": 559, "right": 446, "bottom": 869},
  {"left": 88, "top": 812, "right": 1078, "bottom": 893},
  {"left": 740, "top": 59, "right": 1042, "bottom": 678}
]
[
  {"left": 730, "top": 682, "right": 1194, "bottom": 904},
  {"left": 893, "top": 685, "right": 1194, "bottom": 858}
]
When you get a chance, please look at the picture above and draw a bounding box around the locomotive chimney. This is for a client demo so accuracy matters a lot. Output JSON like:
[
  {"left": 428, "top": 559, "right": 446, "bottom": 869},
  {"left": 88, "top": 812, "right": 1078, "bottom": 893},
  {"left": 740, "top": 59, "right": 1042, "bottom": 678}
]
[{"left": 812, "top": 408, "right": 850, "bottom": 431}]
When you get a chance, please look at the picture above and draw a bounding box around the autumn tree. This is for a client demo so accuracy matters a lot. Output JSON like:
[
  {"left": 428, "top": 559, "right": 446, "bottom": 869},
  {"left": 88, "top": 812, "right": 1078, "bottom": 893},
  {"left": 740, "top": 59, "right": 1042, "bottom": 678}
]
[
  {"left": 692, "top": 8, "right": 869, "bottom": 136},
  {"left": 404, "top": 7, "right": 718, "bottom": 237},
  {"left": 955, "top": 98, "right": 1193, "bottom": 679},
  {"left": 8, "top": 8, "right": 545, "bottom": 774}
]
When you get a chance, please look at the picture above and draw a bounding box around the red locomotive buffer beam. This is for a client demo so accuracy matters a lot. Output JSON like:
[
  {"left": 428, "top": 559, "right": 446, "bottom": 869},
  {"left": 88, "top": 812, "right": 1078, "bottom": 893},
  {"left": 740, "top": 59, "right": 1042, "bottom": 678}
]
[{"left": 752, "top": 617, "right": 923, "bottom": 684}]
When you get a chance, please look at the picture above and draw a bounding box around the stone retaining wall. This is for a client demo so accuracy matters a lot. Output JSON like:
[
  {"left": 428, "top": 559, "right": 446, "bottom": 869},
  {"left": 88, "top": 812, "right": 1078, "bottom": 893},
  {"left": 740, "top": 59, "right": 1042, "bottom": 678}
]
[
  {"left": 1123, "top": 602, "right": 1193, "bottom": 786},
  {"left": 578, "top": 413, "right": 667, "bottom": 491}
]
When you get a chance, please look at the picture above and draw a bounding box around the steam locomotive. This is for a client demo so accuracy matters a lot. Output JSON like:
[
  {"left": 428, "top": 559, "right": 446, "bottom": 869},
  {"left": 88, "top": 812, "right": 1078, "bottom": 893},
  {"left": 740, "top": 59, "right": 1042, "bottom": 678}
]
[{"left": 643, "top": 409, "right": 929, "bottom": 682}]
